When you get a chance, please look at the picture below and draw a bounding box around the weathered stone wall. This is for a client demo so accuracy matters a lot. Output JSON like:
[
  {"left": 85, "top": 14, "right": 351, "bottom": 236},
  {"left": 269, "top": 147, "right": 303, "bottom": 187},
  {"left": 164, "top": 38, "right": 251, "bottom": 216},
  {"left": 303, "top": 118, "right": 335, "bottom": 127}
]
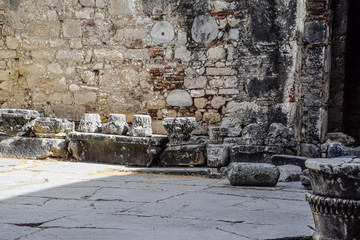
[{"left": 0, "top": 0, "right": 304, "bottom": 140}]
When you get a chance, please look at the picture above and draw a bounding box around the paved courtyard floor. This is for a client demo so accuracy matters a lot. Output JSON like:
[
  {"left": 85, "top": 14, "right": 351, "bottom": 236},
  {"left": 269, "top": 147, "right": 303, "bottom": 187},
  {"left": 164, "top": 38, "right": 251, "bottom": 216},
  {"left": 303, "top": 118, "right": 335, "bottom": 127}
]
[{"left": 0, "top": 158, "right": 314, "bottom": 240}]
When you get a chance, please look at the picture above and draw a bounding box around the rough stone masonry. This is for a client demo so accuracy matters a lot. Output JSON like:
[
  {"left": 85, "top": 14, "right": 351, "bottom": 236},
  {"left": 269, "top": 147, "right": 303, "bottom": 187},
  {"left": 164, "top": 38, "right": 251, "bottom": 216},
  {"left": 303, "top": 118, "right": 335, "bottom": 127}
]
[{"left": 0, "top": 0, "right": 339, "bottom": 156}]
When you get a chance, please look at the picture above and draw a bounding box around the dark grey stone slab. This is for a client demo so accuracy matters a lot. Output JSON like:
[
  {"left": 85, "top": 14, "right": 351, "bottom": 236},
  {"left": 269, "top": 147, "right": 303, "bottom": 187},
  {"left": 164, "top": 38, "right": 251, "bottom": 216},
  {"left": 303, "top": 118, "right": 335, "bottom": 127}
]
[
  {"left": 68, "top": 132, "right": 168, "bottom": 167},
  {"left": 230, "top": 145, "right": 284, "bottom": 163},
  {"left": 159, "top": 144, "right": 206, "bottom": 166}
]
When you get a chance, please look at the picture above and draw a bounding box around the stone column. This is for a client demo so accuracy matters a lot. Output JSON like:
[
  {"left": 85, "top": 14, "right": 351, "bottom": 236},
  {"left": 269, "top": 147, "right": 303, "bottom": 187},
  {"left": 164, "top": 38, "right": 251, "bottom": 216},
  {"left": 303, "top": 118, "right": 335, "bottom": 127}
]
[{"left": 305, "top": 157, "right": 360, "bottom": 240}]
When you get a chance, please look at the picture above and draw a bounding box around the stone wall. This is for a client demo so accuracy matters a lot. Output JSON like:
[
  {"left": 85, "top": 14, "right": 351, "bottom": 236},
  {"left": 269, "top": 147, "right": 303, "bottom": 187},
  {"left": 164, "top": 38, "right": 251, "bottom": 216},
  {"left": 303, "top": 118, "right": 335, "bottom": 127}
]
[{"left": 0, "top": 1, "right": 304, "bottom": 145}]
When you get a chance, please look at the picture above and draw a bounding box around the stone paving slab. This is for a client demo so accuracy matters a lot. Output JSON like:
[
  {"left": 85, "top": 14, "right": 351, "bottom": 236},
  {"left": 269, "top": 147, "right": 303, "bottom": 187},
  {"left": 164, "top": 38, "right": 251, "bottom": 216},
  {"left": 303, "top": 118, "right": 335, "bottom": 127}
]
[{"left": 0, "top": 158, "right": 314, "bottom": 240}]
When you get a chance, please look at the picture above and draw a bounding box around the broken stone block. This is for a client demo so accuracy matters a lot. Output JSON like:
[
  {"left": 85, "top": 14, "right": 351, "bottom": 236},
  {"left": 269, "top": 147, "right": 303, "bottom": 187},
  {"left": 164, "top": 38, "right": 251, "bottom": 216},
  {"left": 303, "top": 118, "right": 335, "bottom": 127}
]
[
  {"left": 325, "top": 132, "right": 355, "bottom": 146},
  {"left": 238, "top": 123, "right": 264, "bottom": 145},
  {"left": 327, "top": 141, "right": 350, "bottom": 158},
  {"left": 191, "top": 15, "right": 218, "bottom": 44},
  {"left": 78, "top": 114, "right": 102, "bottom": 133},
  {"left": 130, "top": 115, "right": 152, "bottom": 137},
  {"left": 162, "top": 117, "right": 196, "bottom": 145},
  {"left": 102, "top": 114, "right": 129, "bottom": 135},
  {"left": 300, "top": 169, "right": 312, "bottom": 190},
  {"left": 266, "top": 123, "right": 297, "bottom": 148},
  {"left": 150, "top": 21, "right": 174, "bottom": 44},
  {"left": 32, "top": 117, "right": 75, "bottom": 138},
  {"left": 277, "top": 165, "right": 302, "bottom": 182},
  {"left": 229, "top": 145, "right": 284, "bottom": 163},
  {"left": 271, "top": 154, "right": 308, "bottom": 170},
  {"left": 301, "top": 143, "right": 321, "bottom": 158},
  {"left": 226, "top": 162, "right": 280, "bottom": 186},
  {"left": 68, "top": 132, "right": 168, "bottom": 166},
  {"left": 0, "top": 136, "right": 68, "bottom": 159},
  {"left": 207, "top": 144, "right": 229, "bottom": 167},
  {"left": 209, "top": 127, "right": 229, "bottom": 144},
  {"left": 0, "top": 109, "right": 40, "bottom": 136},
  {"left": 159, "top": 144, "right": 205, "bottom": 166}
]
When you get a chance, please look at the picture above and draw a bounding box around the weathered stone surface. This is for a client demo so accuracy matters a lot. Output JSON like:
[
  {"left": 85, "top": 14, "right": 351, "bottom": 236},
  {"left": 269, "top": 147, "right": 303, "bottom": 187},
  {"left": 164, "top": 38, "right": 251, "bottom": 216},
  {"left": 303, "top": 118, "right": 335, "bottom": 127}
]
[
  {"left": 209, "top": 127, "right": 229, "bottom": 144},
  {"left": 304, "top": 21, "right": 327, "bottom": 44},
  {"left": 277, "top": 165, "right": 302, "bottom": 182},
  {"left": 33, "top": 117, "right": 75, "bottom": 138},
  {"left": 0, "top": 109, "right": 40, "bottom": 136},
  {"left": 229, "top": 145, "right": 284, "bottom": 163},
  {"left": 266, "top": 123, "right": 296, "bottom": 148},
  {"left": 159, "top": 144, "right": 205, "bottom": 166},
  {"left": 78, "top": 114, "right": 102, "bottom": 133},
  {"left": 0, "top": 136, "right": 68, "bottom": 159},
  {"left": 300, "top": 169, "right": 312, "bottom": 190},
  {"left": 102, "top": 114, "right": 129, "bottom": 135},
  {"left": 108, "top": 0, "right": 135, "bottom": 15},
  {"left": 327, "top": 141, "right": 351, "bottom": 158},
  {"left": 63, "top": 20, "right": 82, "bottom": 38},
  {"left": 207, "top": 144, "right": 229, "bottom": 167},
  {"left": 130, "top": 115, "right": 152, "bottom": 137},
  {"left": 210, "top": 96, "right": 226, "bottom": 109},
  {"left": 271, "top": 154, "right": 308, "bottom": 170},
  {"left": 238, "top": 123, "right": 264, "bottom": 145},
  {"left": 151, "top": 21, "right": 174, "bottom": 44},
  {"left": 207, "top": 46, "right": 226, "bottom": 60},
  {"left": 68, "top": 132, "right": 168, "bottom": 166},
  {"left": 325, "top": 132, "right": 355, "bottom": 146},
  {"left": 226, "top": 162, "right": 280, "bottom": 186},
  {"left": 162, "top": 117, "right": 196, "bottom": 145},
  {"left": 166, "top": 90, "right": 192, "bottom": 107},
  {"left": 191, "top": 15, "right": 218, "bottom": 44},
  {"left": 306, "top": 157, "right": 360, "bottom": 199},
  {"left": 301, "top": 143, "right": 321, "bottom": 158}
]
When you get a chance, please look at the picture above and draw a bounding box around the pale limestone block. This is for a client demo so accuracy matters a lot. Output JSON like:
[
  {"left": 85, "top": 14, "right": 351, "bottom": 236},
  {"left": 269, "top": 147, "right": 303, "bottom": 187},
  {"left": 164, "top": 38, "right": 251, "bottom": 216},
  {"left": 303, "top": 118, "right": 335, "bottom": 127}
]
[
  {"left": 194, "top": 98, "right": 207, "bottom": 109},
  {"left": 79, "top": 0, "right": 95, "bottom": 7},
  {"left": 6, "top": 36, "right": 21, "bottom": 49},
  {"left": 211, "top": 96, "right": 226, "bottom": 109},
  {"left": 18, "top": 64, "right": 46, "bottom": 75},
  {"left": 203, "top": 112, "right": 221, "bottom": 124},
  {"left": 190, "top": 90, "right": 205, "bottom": 98},
  {"left": 175, "top": 46, "right": 191, "bottom": 62},
  {"left": 109, "top": 0, "right": 135, "bottom": 16},
  {"left": 207, "top": 46, "right": 226, "bottom": 60},
  {"left": 74, "top": 91, "right": 97, "bottom": 105},
  {"left": 47, "top": 63, "right": 63, "bottom": 74},
  {"left": 147, "top": 99, "right": 166, "bottom": 109},
  {"left": 56, "top": 50, "right": 84, "bottom": 62},
  {"left": 75, "top": 8, "right": 94, "bottom": 19},
  {"left": 0, "top": 50, "right": 16, "bottom": 59},
  {"left": 63, "top": 20, "right": 82, "bottom": 38}
]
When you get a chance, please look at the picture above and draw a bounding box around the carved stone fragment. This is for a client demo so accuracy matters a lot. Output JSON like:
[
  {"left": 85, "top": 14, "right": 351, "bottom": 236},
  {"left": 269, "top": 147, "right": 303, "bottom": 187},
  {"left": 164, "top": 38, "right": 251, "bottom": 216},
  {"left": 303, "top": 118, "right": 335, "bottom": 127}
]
[
  {"left": 162, "top": 117, "right": 196, "bottom": 145},
  {"left": 78, "top": 114, "right": 102, "bottom": 133},
  {"left": 33, "top": 117, "right": 74, "bottom": 138},
  {"left": 266, "top": 123, "right": 296, "bottom": 148},
  {"left": 102, "top": 114, "right": 128, "bottom": 135},
  {"left": 0, "top": 109, "right": 40, "bottom": 136},
  {"left": 130, "top": 115, "right": 152, "bottom": 137}
]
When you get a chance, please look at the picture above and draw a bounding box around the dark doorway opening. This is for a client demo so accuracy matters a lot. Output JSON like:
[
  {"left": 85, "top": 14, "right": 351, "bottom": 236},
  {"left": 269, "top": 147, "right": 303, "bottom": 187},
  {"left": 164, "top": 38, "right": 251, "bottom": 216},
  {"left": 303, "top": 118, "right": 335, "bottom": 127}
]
[{"left": 329, "top": 0, "right": 360, "bottom": 145}]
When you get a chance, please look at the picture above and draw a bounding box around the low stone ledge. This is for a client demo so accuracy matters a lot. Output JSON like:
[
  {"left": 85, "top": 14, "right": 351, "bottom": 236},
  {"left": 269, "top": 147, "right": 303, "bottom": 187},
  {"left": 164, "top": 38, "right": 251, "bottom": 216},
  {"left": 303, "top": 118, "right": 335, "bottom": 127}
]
[
  {"left": 159, "top": 144, "right": 206, "bottom": 166},
  {"left": 271, "top": 154, "right": 308, "bottom": 170},
  {"left": 68, "top": 132, "right": 168, "bottom": 167},
  {"left": 0, "top": 135, "right": 68, "bottom": 159}
]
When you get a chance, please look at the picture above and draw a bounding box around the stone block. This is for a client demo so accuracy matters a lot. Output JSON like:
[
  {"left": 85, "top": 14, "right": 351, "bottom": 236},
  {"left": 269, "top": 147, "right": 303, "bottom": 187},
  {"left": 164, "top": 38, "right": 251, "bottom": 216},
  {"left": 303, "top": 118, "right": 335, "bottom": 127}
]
[
  {"left": 56, "top": 50, "right": 84, "bottom": 62},
  {"left": 33, "top": 117, "right": 75, "bottom": 138},
  {"left": 174, "top": 46, "right": 191, "bottom": 62},
  {"left": 202, "top": 112, "right": 221, "bottom": 124},
  {"left": 209, "top": 127, "right": 229, "bottom": 144},
  {"left": 130, "top": 115, "right": 152, "bottom": 137},
  {"left": 6, "top": 36, "right": 20, "bottom": 49},
  {"left": 327, "top": 141, "right": 351, "bottom": 158},
  {"left": 162, "top": 117, "right": 196, "bottom": 145},
  {"left": 109, "top": 0, "right": 135, "bottom": 16},
  {"left": 184, "top": 76, "right": 207, "bottom": 89},
  {"left": 102, "top": 114, "right": 129, "bottom": 135},
  {"left": 266, "top": 123, "right": 297, "bottom": 148},
  {"left": 79, "top": 0, "right": 95, "bottom": 7},
  {"left": 277, "top": 165, "right": 302, "bottom": 182},
  {"left": 207, "top": 144, "right": 229, "bottom": 167},
  {"left": 75, "top": 8, "right": 94, "bottom": 19},
  {"left": 210, "top": 96, "right": 226, "bottom": 109},
  {"left": 325, "top": 132, "right": 355, "bottom": 146},
  {"left": 230, "top": 145, "right": 284, "bottom": 163},
  {"left": 271, "top": 154, "right": 308, "bottom": 170},
  {"left": 0, "top": 136, "right": 68, "bottom": 159},
  {"left": 166, "top": 90, "right": 192, "bottom": 107},
  {"left": 68, "top": 132, "right": 168, "bottom": 166},
  {"left": 0, "top": 50, "right": 16, "bottom": 59},
  {"left": 300, "top": 169, "right": 312, "bottom": 190},
  {"left": 0, "top": 70, "right": 17, "bottom": 81},
  {"left": 159, "top": 144, "right": 206, "bottom": 166},
  {"left": 301, "top": 143, "right": 320, "bottom": 158},
  {"left": 194, "top": 98, "right": 207, "bottom": 109},
  {"left": 227, "top": 29, "right": 240, "bottom": 40},
  {"left": 191, "top": 15, "right": 218, "bottom": 44},
  {"left": 177, "top": 29, "right": 187, "bottom": 44},
  {"left": 190, "top": 90, "right": 205, "bottom": 98},
  {"left": 226, "top": 162, "right": 280, "bottom": 186},
  {"left": 206, "top": 68, "right": 237, "bottom": 76},
  {"left": 0, "top": 109, "right": 40, "bottom": 136},
  {"left": 151, "top": 21, "right": 174, "bottom": 44},
  {"left": 238, "top": 123, "right": 264, "bottom": 145},
  {"left": 304, "top": 21, "right": 327, "bottom": 44},
  {"left": 207, "top": 46, "right": 226, "bottom": 60},
  {"left": 63, "top": 20, "right": 82, "bottom": 38},
  {"left": 78, "top": 114, "right": 102, "bottom": 133}
]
